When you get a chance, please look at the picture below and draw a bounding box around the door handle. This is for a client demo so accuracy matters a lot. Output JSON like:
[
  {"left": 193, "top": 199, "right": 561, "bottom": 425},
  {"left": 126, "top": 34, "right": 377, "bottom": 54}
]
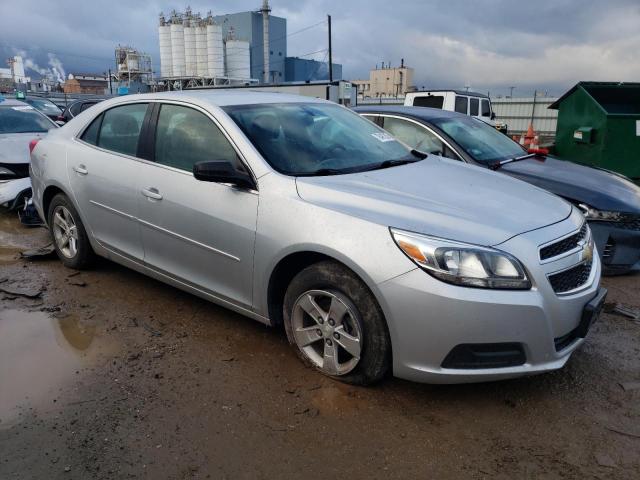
[
  {"left": 141, "top": 187, "right": 163, "bottom": 201},
  {"left": 73, "top": 164, "right": 88, "bottom": 175}
]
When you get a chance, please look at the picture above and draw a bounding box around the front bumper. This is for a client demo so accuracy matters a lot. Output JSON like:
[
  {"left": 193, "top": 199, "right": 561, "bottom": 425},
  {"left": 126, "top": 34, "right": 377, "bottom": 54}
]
[
  {"left": 377, "top": 209, "right": 603, "bottom": 384},
  {"left": 0, "top": 177, "right": 32, "bottom": 209},
  {"left": 590, "top": 221, "right": 640, "bottom": 274}
]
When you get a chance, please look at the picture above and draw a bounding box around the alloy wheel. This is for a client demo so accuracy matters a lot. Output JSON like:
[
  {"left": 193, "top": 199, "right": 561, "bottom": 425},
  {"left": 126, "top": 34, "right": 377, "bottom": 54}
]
[
  {"left": 52, "top": 205, "right": 79, "bottom": 259},
  {"left": 291, "top": 289, "right": 363, "bottom": 376}
]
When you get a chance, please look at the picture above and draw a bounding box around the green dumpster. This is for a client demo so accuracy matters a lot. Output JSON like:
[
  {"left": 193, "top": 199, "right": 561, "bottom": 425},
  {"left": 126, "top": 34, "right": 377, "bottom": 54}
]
[{"left": 549, "top": 82, "right": 640, "bottom": 180}]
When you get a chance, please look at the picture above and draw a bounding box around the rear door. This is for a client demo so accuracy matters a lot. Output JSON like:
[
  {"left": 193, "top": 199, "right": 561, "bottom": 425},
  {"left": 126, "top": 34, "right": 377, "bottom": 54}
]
[
  {"left": 136, "top": 102, "right": 258, "bottom": 309},
  {"left": 67, "top": 102, "right": 149, "bottom": 261}
]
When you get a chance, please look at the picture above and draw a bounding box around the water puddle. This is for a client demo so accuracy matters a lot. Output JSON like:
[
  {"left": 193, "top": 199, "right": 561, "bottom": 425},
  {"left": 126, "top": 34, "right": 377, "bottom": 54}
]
[{"left": 0, "top": 309, "right": 105, "bottom": 428}]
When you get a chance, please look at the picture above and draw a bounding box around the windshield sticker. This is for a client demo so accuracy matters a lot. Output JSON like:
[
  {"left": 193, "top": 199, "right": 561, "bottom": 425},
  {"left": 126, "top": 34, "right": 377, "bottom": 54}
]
[
  {"left": 371, "top": 132, "right": 396, "bottom": 143},
  {"left": 12, "top": 106, "right": 34, "bottom": 111}
]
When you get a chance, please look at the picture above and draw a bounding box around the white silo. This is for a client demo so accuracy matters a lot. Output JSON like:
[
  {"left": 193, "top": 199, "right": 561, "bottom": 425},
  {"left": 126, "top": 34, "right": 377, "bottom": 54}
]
[
  {"left": 195, "top": 20, "right": 208, "bottom": 77},
  {"left": 170, "top": 12, "right": 185, "bottom": 77},
  {"left": 158, "top": 13, "right": 173, "bottom": 77},
  {"left": 183, "top": 12, "right": 197, "bottom": 77},
  {"left": 206, "top": 15, "right": 224, "bottom": 78},
  {"left": 225, "top": 39, "right": 251, "bottom": 80}
]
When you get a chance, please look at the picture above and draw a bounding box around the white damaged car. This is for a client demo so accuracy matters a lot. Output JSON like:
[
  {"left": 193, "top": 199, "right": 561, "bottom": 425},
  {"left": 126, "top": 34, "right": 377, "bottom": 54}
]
[{"left": 0, "top": 96, "right": 57, "bottom": 209}]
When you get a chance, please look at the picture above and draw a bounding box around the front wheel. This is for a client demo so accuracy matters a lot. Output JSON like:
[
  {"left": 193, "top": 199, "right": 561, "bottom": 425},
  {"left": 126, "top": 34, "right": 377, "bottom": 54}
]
[
  {"left": 283, "top": 261, "right": 391, "bottom": 385},
  {"left": 47, "top": 193, "right": 95, "bottom": 269}
]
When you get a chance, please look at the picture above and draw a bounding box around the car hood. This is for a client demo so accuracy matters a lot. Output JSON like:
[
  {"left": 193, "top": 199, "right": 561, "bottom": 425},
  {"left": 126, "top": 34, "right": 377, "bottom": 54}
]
[
  {"left": 296, "top": 157, "right": 572, "bottom": 246},
  {"left": 0, "top": 132, "right": 48, "bottom": 164},
  {"left": 501, "top": 156, "right": 640, "bottom": 214}
]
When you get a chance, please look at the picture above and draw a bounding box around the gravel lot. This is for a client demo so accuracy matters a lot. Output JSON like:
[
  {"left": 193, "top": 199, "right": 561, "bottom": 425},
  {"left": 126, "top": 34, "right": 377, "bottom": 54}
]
[{"left": 1, "top": 209, "right": 639, "bottom": 479}]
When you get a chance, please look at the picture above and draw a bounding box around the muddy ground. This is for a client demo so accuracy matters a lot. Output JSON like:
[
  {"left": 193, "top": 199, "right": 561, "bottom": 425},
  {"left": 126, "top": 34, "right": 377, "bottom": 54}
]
[{"left": 0, "top": 209, "right": 639, "bottom": 480}]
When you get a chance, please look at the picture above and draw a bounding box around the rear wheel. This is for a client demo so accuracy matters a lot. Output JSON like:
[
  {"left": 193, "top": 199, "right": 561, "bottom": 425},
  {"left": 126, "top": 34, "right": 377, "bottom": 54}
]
[
  {"left": 283, "top": 260, "right": 391, "bottom": 385},
  {"left": 47, "top": 193, "right": 95, "bottom": 269}
]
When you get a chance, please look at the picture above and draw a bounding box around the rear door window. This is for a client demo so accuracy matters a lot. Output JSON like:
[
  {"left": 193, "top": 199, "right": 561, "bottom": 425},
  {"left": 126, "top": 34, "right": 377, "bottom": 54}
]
[
  {"left": 154, "top": 104, "right": 239, "bottom": 172},
  {"left": 69, "top": 102, "right": 83, "bottom": 116},
  {"left": 481, "top": 99, "right": 491, "bottom": 117},
  {"left": 80, "top": 102, "right": 98, "bottom": 112},
  {"left": 454, "top": 96, "right": 468, "bottom": 114},
  {"left": 413, "top": 96, "right": 444, "bottom": 109},
  {"left": 469, "top": 98, "right": 479, "bottom": 116},
  {"left": 97, "top": 103, "right": 148, "bottom": 157}
]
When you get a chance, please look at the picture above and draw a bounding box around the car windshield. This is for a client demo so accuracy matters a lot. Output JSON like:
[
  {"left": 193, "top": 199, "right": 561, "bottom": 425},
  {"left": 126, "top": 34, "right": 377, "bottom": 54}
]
[
  {"left": 223, "top": 103, "right": 415, "bottom": 175},
  {"left": 431, "top": 115, "right": 525, "bottom": 163},
  {"left": 0, "top": 105, "right": 55, "bottom": 134},
  {"left": 24, "top": 97, "right": 63, "bottom": 115}
]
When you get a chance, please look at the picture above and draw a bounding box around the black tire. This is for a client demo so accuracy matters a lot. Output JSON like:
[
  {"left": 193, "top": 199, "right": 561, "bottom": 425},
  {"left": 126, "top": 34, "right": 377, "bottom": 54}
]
[
  {"left": 283, "top": 260, "right": 391, "bottom": 385},
  {"left": 47, "top": 193, "right": 95, "bottom": 269}
]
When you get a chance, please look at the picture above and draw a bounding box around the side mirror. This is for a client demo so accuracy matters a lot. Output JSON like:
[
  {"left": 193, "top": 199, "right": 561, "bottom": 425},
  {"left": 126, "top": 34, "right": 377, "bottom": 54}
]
[
  {"left": 55, "top": 120, "right": 66, "bottom": 126},
  {"left": 193, "top": 161, "right": 255, "bottom": 189},
  {"left": 490, "top": 112, "right": 496, "bottom": 120}
]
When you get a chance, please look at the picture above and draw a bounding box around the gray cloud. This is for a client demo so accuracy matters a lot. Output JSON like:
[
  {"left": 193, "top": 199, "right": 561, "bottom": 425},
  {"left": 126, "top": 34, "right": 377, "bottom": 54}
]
[{"left": 2, "top": 0, "right": 639, "bottom": 96}]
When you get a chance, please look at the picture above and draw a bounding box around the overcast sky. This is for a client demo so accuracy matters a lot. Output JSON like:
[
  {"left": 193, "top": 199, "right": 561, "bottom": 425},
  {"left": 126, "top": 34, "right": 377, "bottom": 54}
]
[{"left": 2, "top": 0, "right": 639, "bottom": 96}]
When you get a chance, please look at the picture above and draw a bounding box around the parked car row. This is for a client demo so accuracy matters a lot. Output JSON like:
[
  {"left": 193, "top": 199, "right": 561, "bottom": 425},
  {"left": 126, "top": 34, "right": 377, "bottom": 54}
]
[
  {"left": 0, "top": 96, "right": 58, "bottom": 209},
  {"left": 26, "top": 91, "right": 614, "bottom": 386},
  {"left": 0, "top": 95, "right": 105, "bottom": 210}
]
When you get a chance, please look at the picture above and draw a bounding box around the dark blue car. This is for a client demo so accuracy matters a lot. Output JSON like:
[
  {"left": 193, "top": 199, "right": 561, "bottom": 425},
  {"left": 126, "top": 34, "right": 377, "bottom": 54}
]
[{"left": 354, "top": 106, "right": 640, "bottom": 275}]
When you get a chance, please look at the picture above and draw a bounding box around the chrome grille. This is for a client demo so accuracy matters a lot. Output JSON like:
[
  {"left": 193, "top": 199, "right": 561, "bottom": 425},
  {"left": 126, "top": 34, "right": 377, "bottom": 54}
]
[
  {"left": 548, "top": 261, "right": 592, "bottom": 294},
  {"left": 540, "top": 223, "right": 588, "bottom": 261}
]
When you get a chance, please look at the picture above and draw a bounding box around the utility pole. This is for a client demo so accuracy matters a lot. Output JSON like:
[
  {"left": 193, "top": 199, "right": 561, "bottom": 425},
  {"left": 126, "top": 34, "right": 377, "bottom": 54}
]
[
  {"left": 328, "top": 14, "right": 333, "bottom": 82},
  {"left": 108, "top": 69, "right": 113, "bottom": 94}
]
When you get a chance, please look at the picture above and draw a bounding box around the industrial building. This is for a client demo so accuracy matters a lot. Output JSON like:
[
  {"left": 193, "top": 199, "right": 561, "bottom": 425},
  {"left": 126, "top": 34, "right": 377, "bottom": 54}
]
[
  {"left": 113, "top": 46, "right": 153, "bottom": 93},
  {"left": 63, "top": 73, "right": 108, "bottom": 94},
  {"left": 285, "top": 57, "right": 342, "bottom": 83},
  {"left": 158, "top": 2, "right": 342, "bottom": 89},
  {"left": 352, "top": 61, "right": 415, "bottom": 98},
  {"left": 0, "top": 56, "right": 30, "bottom": 92}
]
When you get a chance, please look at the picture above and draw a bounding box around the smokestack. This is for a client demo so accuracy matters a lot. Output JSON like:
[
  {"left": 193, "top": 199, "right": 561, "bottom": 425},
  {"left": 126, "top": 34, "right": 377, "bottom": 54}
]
[
  {"left": 401, "top": 58, "right": 404, "bottom": 68},
  {"left": 260, "top": 0, "right": 271, "bottom": 83}
]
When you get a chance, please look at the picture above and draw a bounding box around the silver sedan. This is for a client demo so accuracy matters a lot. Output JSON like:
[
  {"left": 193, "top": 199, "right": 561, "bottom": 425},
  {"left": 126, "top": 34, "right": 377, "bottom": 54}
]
[{"left": 30, "top": 91, "right": 605, "bottom": 384}]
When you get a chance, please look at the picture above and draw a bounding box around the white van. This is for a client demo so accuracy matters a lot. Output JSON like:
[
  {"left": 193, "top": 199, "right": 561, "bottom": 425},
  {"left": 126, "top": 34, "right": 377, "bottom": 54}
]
[{"left": 404, "top": 90, "right": 496, "bottom": 122}]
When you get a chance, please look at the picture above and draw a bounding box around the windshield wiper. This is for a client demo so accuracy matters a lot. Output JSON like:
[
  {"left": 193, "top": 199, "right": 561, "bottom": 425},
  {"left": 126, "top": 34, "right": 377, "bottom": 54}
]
[
  {"left": 302, "top": 168, "right": 346, "bottom": 176},
  {"left": 489, "top": 153, "right": 540, "bottom": 171},
  {"left": 362, "top": 157, "right": 421, "bottom": 172}
]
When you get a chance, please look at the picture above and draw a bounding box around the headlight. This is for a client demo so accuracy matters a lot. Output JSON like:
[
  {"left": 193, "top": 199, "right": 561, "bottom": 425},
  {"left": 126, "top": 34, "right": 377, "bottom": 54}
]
[
  {"left": 578, "top": 204, "right": 622, "bottom": 222},
  {"left": 391, "top": 228, "right": 531, "bottom": 290}
]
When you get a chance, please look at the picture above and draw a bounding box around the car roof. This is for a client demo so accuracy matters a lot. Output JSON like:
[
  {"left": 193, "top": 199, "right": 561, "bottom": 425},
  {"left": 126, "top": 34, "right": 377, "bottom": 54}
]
[
  {"left": 106, "top": 90, "right": 328, "bottom": 108},
  {"left": 353, "top": 105, "right": 467, "bottom": 122},
  {"left": 408, "top": 90, "right": 489, "bottom": 98},
  {"left": 0, "top": 98, "right": 30, "bottom": 107}
]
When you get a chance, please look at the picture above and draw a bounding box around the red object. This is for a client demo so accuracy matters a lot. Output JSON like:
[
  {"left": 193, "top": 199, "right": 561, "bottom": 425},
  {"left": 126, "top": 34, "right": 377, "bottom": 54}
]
[
  {"left": 523, "top": 124, "right": 535, "bottom": 147},
  {"left": 28, "top": 139, "right": 40, "bottom": 154},
  {"left": 527, "top": 147, "right": 550, "bottom": 155}
]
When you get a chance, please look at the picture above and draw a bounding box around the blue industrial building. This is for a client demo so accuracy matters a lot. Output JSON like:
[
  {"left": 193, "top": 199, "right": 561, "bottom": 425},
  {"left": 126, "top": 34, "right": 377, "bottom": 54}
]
[
  {"left": 285, "top": 57, "right": 342, "bottom": 82},
  {"left": 213, "top": 10, "right": 342, "bottom": 84},
  {"left": 213, "top": 11, "right": 287, "bottom": 83}
]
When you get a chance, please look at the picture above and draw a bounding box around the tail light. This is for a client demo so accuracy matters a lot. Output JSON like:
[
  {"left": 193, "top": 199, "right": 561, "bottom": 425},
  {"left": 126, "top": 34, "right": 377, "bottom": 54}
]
[{"left": 29, "top": 139, "right": 40, "bottom": 154}]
